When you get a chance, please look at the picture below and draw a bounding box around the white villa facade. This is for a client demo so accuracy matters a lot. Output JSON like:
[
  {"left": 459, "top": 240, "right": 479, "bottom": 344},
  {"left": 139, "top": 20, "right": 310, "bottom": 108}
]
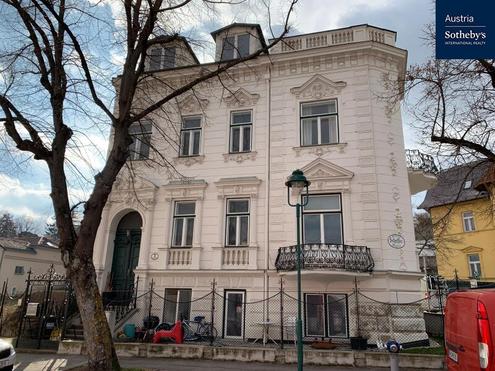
[{"left": 93, "top": 24, "right": 437, "bottom": 343}]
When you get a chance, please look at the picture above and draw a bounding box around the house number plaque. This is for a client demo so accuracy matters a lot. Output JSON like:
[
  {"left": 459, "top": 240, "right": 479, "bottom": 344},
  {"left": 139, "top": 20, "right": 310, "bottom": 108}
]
[{"left": 387, "top": 234, "right": 405, "bottom": 249}]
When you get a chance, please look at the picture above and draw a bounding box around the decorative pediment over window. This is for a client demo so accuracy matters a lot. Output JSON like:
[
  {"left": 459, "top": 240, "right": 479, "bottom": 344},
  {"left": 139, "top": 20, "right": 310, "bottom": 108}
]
[
  {"left": 301, "top": 158, "right": 354, "bottom": 191},
  {"left": 214, "top": 176, "right": 261, "bottom": 198},
  {"left": 163, "top": 179, "right": 208, "bottom": 200},
  {"left": 223, "top": 88, "right": 260, "bottom": 108},
  {"left": 461, "top": 246, "right": 483, "bottom": 254},
  {"left": 178, "top": 94, "right": 209, "bottom": 114},
  {"left": 290, "top": 74, "right": 347, "bottom": 100}
]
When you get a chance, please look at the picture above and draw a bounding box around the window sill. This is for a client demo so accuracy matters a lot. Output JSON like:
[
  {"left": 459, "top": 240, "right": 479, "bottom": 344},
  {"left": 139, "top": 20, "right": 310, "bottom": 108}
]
[
  {"left": 222, "top": 245, "right": 258, "bottom": 249},
  {"left": 173, "top": 155, "right": 205, "bottom": 167},
  {"left": 223, "top": 151, "right": 257, "bottom": 163},
  {"left": 158, "top": 245, "right": 201, "bottom": 251},
  {"left": 293, "top": 143, "right": 347, "bottom": 157}
]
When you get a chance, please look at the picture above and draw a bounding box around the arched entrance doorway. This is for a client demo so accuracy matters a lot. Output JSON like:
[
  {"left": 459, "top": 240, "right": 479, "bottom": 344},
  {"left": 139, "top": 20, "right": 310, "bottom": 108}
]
[{"left": 110, "top": 211, "right": 142, "bottom": 292}]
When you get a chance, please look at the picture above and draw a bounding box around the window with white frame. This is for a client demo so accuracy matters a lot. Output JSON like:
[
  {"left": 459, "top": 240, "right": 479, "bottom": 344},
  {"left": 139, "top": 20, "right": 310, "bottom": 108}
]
[
  {"left": 14, "top": 266, "right": 24, "bottom": 275},
  {"left": 304, "top": 293, "right": 348, "bottom": 338},
  {"left": 148, "top": 47, "right": 176, "bottom": 70},
  {"left": 300, "top": 100, "right": 339, "bottom": 146},
  {"left": 464, "top": 180, "right": 472, "bottom": 189},
  {"left": 462, "top": 211, "right": 476, "bottom": 232},
  {"left": 180, "top": 116, "right": 201, "bottom": 156},
  {"left": 172, "top": 201, "right": 195, "bottom": 248},
  {"left": 163, "top": 288, "right": 191, "bottom": 322},
  {"left": 221, "top": 34, "right": 250, "bottom": 61},
  {"left": 468, "top": 254, "right": 482, "bottom": 278},
  {"left": 129, "top": 121, "right": 152, "bottom": 160},
  {"left": 230, "top": 111, "right": 252, "bottom": 153},
  {"left": 302, "top": 194, "right": 343, "bottom": 244},
  {"left": 225, "top": 199, "right": 249, "bottom": 247}
]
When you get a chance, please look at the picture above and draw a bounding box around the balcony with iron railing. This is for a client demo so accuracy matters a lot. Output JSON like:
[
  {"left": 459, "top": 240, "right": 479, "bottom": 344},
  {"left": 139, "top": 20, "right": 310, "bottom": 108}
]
[
  {"left": 269, "top": 24, "right": 396, "bottom": 54},
  {"left": 275, "top": 244, "right": 374, "bottom": 274},
  {"left": 405, "top": 149, "right": 438, "bottom": 194}
]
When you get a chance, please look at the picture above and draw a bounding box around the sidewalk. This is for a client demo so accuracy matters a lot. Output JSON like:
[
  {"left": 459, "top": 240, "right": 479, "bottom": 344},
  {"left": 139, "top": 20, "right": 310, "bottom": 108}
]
[{"left": 13, "top": 353, "right": 395, "bottom": 370}]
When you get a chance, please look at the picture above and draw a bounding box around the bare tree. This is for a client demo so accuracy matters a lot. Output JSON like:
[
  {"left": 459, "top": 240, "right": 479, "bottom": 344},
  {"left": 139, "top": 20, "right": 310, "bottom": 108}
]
[
  {"left": 0, "top": 0, "right": 297, "bottom": 369},
  {"left": 414, "top": 212, "right": 434, "bottom": 252},
  {"left": 387, "top": 26, "right": 495, "bottom": 165},
  {"left": 384, "top": 25, "right": 495, "bottom": 278},
  {"left": 15, "top": 215, "right": 36, "bottom": 235}
]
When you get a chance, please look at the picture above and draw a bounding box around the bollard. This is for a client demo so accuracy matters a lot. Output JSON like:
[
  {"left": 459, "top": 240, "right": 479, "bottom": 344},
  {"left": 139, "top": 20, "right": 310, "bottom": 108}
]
[{"left": 386, "top": 339, "right": 401, "bottom": 371}]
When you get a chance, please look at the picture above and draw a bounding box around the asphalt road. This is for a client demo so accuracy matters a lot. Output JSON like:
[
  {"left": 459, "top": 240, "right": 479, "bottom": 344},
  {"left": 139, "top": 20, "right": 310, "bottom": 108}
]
[{"left": 13, "top": 352, "right": 392, "bottom": 370}]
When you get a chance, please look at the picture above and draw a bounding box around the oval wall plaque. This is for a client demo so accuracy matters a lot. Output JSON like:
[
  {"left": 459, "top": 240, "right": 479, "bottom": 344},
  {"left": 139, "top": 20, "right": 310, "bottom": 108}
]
[{"left": 388, "top": 234, "right": 405, "bottom": 249}]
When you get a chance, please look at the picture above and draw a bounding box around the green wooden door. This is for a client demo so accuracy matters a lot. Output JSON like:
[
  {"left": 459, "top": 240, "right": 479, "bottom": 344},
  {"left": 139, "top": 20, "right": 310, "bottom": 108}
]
[{"left": 111, "top": 230, "right": 141, "bottom": 292}]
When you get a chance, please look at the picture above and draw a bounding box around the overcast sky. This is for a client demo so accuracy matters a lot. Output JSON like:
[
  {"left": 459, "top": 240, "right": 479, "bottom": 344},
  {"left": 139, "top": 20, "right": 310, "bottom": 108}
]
[{"left": 0, "top": 0, "right": 433, "bottom": 231}]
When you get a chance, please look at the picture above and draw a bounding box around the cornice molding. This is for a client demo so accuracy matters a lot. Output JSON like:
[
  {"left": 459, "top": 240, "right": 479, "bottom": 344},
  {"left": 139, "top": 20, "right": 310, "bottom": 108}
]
[
  {"left": 162, "top": 179, "right": 208, "bottom": 200},
  {"left": 293, "top": 143, "right": 347, "bottom": 157},
  {"left": 173, "top": 155, "right": 205, "bottom": 167},
  {"left": 223, "top": 151, "right": 257, "bottom": 163},
  {"left": 223, "top": 88, "right": 260, "bottom": 108},
  {"left": 214, "top": 176, "right": 261, "bottom": 198},
  {"left": 290, "top": 74, "right": 347, "bottom": 100},
  {"left": 461, "top": 246, "right": 483, "bottom": 254},
  {"left": 301, "top": 157, "right": 354, "bottom": 191},
  {"left": 177, "top": 94, "right": 209, "bottom": 114},
  {"left": 110, "top": 176, "right": 158, "bottom": 209}
]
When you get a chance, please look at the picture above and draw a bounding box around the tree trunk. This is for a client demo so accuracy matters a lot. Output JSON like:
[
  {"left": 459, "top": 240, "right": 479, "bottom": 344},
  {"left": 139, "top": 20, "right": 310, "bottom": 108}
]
[{"left": 70, "top": 259, "right": 120, "bottom": 370}]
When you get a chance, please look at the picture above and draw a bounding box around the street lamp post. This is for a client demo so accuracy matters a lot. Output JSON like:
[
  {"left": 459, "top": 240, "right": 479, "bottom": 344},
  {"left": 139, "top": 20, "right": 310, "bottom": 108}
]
[{"left": 285, "top": 169, "right": 310, "bottom": 371}]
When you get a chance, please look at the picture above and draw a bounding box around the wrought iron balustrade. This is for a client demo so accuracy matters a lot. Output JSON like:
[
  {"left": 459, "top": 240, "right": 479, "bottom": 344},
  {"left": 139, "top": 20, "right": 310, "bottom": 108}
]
[
  {"left": 405, "top": 149, "right": 438, "bottom": 174},
  {"left": 275, "top": 244, "right": 374, "bottom": 273}
]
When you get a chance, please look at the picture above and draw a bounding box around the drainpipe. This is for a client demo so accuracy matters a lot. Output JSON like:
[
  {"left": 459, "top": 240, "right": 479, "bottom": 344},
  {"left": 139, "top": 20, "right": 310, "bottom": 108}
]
[{"left": 263, "top": 63, "right": 272, "bottom": 322}]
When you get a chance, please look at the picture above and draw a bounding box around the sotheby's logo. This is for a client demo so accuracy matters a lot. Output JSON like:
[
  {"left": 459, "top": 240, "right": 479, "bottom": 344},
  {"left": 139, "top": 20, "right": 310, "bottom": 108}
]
[{"left": 436, "top": 0, "right": 495, "bottom": 59}]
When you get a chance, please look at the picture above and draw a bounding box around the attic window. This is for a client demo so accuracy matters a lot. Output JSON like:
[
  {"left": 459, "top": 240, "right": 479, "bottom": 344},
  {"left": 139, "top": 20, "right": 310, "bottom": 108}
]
[
  {"left": 148, "top": 47, "right": 176, "bottom": 70},
  {"left": 221, "top": 33, "right": 250, "bottom": 61},
  {"left": 464, "top": 180, "right": 472, "bottom": 189}
]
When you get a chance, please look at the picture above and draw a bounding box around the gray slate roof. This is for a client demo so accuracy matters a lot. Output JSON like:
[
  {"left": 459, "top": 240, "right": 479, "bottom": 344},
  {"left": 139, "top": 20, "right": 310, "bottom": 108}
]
[
  {"left": 419, "top": 160, "right": 492, "bottom": 210},
  {"left": 0, "top": 236, "right": 59, "bottom": 254}
]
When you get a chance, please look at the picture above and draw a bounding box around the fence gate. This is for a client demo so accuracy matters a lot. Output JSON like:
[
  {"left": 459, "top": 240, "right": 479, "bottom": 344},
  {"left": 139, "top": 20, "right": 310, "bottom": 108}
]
[{"left": 16, "top": 265, "right": 71, "bottom": 350}]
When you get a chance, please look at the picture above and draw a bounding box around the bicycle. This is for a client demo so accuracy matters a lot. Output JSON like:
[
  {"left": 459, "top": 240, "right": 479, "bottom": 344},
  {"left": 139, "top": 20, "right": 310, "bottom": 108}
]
[{"left": 182, "top": 316, "right": 218, "bottom": 342}]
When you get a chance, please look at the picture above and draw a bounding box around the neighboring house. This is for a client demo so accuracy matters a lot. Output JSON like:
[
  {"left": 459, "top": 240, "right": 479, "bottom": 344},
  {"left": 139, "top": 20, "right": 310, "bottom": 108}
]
[
  {"left": 0, "top": 236, "right": 63, "bottom": 296},
  {"left": 420, "top": 161, "right": 495, "bottom": 281},
  {"left": 93, "top": 24, "right": 437, "bottom": 343}
]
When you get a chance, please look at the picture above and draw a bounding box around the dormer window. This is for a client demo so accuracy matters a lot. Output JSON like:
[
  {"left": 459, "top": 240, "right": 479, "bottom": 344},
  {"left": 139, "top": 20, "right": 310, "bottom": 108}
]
[
  {"left": 221, "top": 33, "right": 250, "bottom": 61},
  {"left": 148, "top": 47, "right": 176, "bottom": 70}
]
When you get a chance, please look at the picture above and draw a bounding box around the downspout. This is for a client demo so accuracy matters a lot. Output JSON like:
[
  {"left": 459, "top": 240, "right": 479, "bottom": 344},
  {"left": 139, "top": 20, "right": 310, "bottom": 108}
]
[{"left": 263, "top": 63, "right": 272, "bottom": 321}]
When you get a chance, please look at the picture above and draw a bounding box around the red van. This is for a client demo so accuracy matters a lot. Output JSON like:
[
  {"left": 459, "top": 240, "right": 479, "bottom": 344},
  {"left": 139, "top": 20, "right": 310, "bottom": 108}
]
[{"left": 445, "top": 289, "right": 495, "bottom": 370}]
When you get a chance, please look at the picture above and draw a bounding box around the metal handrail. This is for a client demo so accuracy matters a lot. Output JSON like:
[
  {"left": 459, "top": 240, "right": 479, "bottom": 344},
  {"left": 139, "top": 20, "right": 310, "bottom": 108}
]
[{"left": 275, "top": 243, "right": 374, "bottom": 273}]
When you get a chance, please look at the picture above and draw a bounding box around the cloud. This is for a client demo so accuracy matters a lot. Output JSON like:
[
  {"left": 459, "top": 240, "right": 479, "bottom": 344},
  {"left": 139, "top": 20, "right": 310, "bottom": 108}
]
[{"left": 2, "top": 0, "right": 435, "bottom": 219}]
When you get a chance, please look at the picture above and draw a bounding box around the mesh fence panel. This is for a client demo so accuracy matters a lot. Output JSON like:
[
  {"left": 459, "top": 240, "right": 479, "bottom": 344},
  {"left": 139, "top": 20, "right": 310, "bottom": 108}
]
[{"left": 53, "top": 277, "right": 475, "bottom": 349}]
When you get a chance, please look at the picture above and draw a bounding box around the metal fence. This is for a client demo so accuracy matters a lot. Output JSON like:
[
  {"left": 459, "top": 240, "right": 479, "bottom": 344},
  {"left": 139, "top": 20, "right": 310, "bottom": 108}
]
[
  {"left": 58, "top": 278, "right": 444, "bottom": 350},
  {"left": 0, "top": 280, "right": 25, "bottom": 338}
]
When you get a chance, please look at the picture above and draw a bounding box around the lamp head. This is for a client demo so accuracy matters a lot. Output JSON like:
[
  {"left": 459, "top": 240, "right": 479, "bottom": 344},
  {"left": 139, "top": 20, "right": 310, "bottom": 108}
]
[{"left": 285, "top": 169, "right": 311, "bottom": 190}]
